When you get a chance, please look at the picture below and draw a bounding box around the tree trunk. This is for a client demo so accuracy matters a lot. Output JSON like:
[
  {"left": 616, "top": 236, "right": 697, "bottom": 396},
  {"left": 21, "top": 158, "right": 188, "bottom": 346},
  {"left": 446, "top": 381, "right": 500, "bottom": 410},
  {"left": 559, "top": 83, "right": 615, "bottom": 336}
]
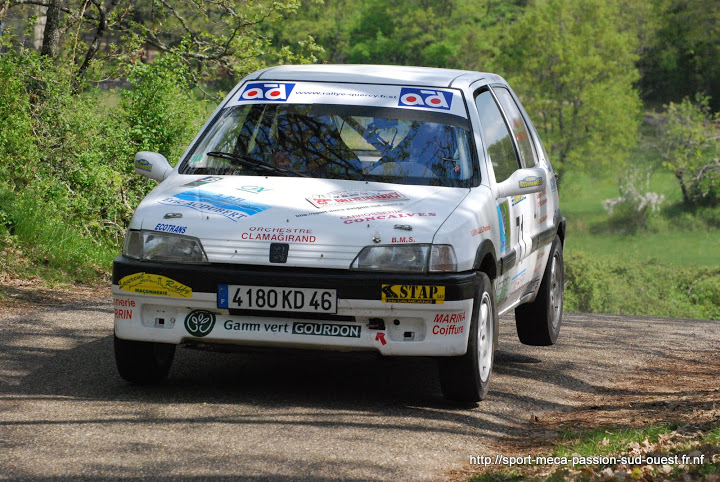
[
  {"left": 676, "top": 170, "right": 691, "bottom": 206},
  {"left": 40, "top": 1, "right": 62, "bottom": 59}
]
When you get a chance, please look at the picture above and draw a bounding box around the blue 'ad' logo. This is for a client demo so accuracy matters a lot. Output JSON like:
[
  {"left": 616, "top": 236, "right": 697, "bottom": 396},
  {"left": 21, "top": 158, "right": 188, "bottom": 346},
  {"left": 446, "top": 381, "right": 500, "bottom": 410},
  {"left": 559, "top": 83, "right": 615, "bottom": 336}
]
[
  {"left": 239, "top": 83, "right": 296, "bottom": 102},
  {"left": 398, "top": 88, "right": 452, "bottom": 110}
]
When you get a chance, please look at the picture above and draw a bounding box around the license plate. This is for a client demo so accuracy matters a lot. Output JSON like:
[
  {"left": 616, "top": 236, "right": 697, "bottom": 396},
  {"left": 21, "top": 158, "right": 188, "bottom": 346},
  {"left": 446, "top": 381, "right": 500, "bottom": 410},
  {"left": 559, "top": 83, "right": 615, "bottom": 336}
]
[{"left": 218, "top": 285, "right": 337, "bottom": 314}]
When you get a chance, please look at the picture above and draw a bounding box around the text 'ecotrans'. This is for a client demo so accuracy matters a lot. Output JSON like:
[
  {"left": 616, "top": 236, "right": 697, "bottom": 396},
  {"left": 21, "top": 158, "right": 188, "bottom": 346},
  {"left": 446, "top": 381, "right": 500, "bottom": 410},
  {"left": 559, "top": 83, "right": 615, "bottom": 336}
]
[{"left": 227, "top": 81, "right": 467, "bottom": 118}]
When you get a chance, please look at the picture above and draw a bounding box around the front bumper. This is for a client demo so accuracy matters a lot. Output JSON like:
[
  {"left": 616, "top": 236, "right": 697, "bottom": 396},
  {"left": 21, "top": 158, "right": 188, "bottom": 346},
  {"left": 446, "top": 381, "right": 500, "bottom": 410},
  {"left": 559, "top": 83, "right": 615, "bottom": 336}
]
[{"left": 112, "top": 256, "right": 479, "bottom": 356}]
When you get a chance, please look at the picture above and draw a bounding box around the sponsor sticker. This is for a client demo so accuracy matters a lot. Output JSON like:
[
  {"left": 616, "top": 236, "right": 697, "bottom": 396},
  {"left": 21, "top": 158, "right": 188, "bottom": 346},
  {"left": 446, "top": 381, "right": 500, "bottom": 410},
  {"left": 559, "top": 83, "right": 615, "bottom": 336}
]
[
  {"left": 184, "top": 310, "right": 216, "bottom": 337},
  {"left": 512, "top": 268, "right": 527, "bottom": 290},
  {"left": 159, "top": 189, "right": 270, "bottom": 222},
  {"left": 118, "top": 272, "right": 192, "bottom": 297},
  {"left": 398, "top": 88, "right": 453, "bottom": 111},
  {"left": 135, "top": 158, "right": 152, "bottom": 172},
  {"left": 391, "top": 236, "right": 415, "bottom": 243},
  {"left": 496, "top": 278, "right": 510, "bottom": 302},
  {"left": 241, "top": 226, "right": 315, "bottom": 243},
  {"left": 154, "top": 223, "right": 187, "bottom": 234},
  {"left": 343, "top": 211, "right": 435, "bottom": 224},
  {"left": 292, "top": 322, "right": 361, "bottom": 338},
  {"left": 113, "top": 298, "right": 136, "bottom": 320},
  {"left": 432, "top": 311, "right": 466, "bottom": 336},
  {"left": 518, "top": 176, "right": 543, "bottom": 189},
  {"left": 225, "top": 82, "right": 467, "bottom": 118},
  {"left": 496, "top": 201, "right": 510, "bottom": 253},
  {"left": 223, "top": 320, "right": 290, "bottom": 333},
  {"left": 237, "top": 185, "right": 272, "bottom": 194},
  {"left": 512, "top": 195, "right": 526, "bottom": 206},
  {"left": 307, "top": 189, "right": 408, "bottom": 209},
  {"left": 471, "top": 225, "right": 491, "bottom": 236},
  {"left": 381, "top": 284, "right": 445, "bottom": 304},
  {"left": 183, "top": 176, "right": 223, "bottom": 187},
  {"left": 238, "top": 82, "right": 296, "bottom": 102}
]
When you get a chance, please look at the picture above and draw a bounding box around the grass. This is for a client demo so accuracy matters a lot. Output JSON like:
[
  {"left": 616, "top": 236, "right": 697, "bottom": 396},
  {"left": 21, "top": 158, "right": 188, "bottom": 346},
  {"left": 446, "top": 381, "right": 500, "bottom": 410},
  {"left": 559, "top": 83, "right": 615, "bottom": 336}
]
[
  {"left": 559, "top": 169, "right": 720, "bottom": 267},
  {"left": 0, "top": 184, "right": 115, "bottom": 285},
  {"left": 468, "top": 421, "right": 720, "bottom": 481}
]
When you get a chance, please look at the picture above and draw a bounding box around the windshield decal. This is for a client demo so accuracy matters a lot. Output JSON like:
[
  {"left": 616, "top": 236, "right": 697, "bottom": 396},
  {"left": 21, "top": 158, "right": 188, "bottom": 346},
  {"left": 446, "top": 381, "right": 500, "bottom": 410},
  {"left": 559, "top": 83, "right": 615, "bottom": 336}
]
[
  {"left": 226, "top": 82, "right": 467, "bottom": 118},
  {"left": 398, "top": 88, "right": 452, "bottom": 110},
  {"left": 159, "top": 189, "right": 270, "bottom": 221},
  {"left": 239, "top": 82, "right": 295, "bottom": 102}
]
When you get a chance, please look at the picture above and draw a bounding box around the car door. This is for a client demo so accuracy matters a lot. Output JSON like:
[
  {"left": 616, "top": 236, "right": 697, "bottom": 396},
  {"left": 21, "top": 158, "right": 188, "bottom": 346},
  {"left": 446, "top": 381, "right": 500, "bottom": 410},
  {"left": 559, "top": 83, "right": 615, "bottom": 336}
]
[
  {"left": 492, "top": 86, "right": 541, "bottom": 265},
  {"left": 473, "top": 87, "right": 528, "bottom": 310}
]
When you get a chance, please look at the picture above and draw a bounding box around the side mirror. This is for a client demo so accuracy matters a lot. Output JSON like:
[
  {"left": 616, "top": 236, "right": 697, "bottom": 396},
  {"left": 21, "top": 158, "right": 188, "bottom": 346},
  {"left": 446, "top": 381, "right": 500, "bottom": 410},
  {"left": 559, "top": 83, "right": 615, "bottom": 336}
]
[
  {"left": 134, "top": 151, "right": 173, "bottom": 182},
  {"left": 496, "top": 167, "right": 547, "bottom": 198}
]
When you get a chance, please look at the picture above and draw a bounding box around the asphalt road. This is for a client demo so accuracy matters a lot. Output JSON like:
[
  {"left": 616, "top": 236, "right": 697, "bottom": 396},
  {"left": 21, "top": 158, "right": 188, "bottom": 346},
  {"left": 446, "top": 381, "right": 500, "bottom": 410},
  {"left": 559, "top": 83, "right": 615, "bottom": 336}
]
[{"left": 1, "top": 292, "right": 717, "bottom": 481}]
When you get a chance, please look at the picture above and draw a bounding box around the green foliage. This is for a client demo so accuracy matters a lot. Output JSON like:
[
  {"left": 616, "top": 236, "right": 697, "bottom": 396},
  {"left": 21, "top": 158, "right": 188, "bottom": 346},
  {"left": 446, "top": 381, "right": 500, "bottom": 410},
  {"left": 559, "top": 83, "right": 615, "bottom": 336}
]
[
  {"left": 654, "top": 96, "right": 720, "bottom": 207},
  {"left": 268, "top": 0, "right": 521, "bottom": 68},
  {"left": 122, "top": 52, "right": 204, "bottom": 160},
  {"left": 554, "top": 425, "right": 673, "bottom": 458},
  {"left": 640, "top": 0, "right": 720, "bottom": 111},
  {"left": 1, "top": 0, "right": 317, "bottom": 86},
  {"left": 564, "top": 252, "right": 720, "bottom": 320},
  {"left": 497, "top": 0, "right": 642, "bottom": 175},
  {"left": 0, "top": 183, "right": 115, "bottom": 283},
  {"left": 0, "top": 37, "right": 209, "bottom": 277}
]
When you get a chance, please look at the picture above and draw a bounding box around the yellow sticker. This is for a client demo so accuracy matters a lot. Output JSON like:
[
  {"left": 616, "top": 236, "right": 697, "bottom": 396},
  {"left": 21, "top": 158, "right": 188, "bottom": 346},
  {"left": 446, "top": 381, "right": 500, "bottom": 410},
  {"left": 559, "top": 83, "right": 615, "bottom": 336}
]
[
  {"left": 119, "top": 272, "right": 192, "bottom": 297},
  {"left": 381, "top": 284, "right": 445, "bottom": 304}
]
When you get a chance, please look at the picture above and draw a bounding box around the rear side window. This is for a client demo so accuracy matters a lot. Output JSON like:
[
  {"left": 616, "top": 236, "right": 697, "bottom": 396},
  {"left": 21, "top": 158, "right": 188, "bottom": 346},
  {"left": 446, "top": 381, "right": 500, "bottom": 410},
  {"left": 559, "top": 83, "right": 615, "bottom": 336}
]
[
  {"left": 493, "top": 87, "right": 537, "bottom": 168},
  {"left": 474, "top": 90, "right": 520, "bottom": 183}
]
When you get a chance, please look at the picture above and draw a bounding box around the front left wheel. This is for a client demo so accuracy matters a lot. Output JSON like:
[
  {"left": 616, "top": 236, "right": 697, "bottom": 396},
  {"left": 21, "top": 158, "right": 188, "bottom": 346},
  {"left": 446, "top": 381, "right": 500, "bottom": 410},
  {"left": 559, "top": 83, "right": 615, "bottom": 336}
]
[
  {"left": 438, "top": 272, "right": 498, "bottom": 402},
  {"left": 114, "top": 335, "right": 176, "bottom": 384},
  {"left": 515, "top": 234, "right": 564, "bottom": 346}
]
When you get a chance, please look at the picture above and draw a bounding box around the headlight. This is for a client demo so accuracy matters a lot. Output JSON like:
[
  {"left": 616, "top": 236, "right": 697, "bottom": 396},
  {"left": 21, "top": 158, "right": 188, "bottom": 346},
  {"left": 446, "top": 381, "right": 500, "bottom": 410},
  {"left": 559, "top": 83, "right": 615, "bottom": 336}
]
[
  {"left": 123, "top": 230, "right": 208, "bottom": 263},
  {"left": 429, "top": 245, "right": 457, "bottom": 272},
  {"left": 350, "top": 244, "right": 457, "bottom": 273}
]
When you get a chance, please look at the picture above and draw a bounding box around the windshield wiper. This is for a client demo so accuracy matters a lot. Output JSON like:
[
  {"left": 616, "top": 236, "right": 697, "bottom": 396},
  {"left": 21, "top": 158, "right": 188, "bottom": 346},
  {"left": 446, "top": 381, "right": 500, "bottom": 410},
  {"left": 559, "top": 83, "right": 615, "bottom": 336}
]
[{"left": 206, "top": 151, "right": 308, "bottom": 177}]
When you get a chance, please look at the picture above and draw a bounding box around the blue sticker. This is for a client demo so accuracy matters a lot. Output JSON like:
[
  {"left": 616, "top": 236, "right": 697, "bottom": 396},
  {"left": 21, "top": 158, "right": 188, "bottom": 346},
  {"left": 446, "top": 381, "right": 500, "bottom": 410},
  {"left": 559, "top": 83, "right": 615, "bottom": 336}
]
[
  {"left": 398, "top": 88, "right": 452, "bottom": 110},
  {"left": 154, "top": 223, "right": 187, "bottom": 234},
  {"left": 159, "top": 189, "right": 270, "bottom": 222},
  {"left": 496, "top": 202, "right": 510, "bottom": 253},
  {"left": 218, "top": 285, "right": 229, "bottom": 308},
  {"left": 238, "top": 82, "right": 296, "bottom": 102}
]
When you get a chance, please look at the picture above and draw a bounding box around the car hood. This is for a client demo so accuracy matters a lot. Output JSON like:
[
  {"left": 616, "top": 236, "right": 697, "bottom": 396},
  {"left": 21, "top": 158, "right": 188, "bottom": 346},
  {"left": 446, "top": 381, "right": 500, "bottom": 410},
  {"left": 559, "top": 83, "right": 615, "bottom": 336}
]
[{"left": 134, "top": 175, "right": 468, "bottom": 268}]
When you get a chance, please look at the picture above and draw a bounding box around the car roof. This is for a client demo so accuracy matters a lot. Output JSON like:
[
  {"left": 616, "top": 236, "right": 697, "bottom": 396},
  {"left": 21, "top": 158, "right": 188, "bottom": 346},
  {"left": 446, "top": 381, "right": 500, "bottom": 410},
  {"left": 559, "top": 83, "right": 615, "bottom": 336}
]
[{"left": 251, "top": 64, "right": 505, "bottom": 89}]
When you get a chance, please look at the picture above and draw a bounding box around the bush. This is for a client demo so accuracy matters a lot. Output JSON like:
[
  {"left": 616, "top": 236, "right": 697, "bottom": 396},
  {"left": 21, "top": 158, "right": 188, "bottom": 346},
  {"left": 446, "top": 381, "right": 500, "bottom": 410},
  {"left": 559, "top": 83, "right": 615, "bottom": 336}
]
[
  {"left": 564, "top": 251, "right": 720, "bottom": 320},
  {"left": 0, "top": 38, "right": 210, "bottom": 281},
  {"left": 602, "top": 166, "right": 665, "bottom": 233}
]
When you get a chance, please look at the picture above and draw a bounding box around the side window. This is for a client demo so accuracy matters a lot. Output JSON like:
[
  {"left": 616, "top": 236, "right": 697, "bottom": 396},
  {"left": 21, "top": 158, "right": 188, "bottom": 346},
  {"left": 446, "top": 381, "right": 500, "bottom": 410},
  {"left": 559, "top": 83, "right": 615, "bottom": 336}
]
[
  {"left": 494, "top": 87, "right": 537, "bottom": 168},
  {"left": 474, "top": 90, "right": 520, "bottom": 183}
]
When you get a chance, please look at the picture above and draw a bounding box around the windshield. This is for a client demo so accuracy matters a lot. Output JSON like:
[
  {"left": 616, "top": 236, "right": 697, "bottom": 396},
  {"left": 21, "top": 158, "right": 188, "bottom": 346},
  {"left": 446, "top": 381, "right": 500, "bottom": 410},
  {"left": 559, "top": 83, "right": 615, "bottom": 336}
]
[{"left": 180, "top": 104, "right": 477, "bottom": 187}]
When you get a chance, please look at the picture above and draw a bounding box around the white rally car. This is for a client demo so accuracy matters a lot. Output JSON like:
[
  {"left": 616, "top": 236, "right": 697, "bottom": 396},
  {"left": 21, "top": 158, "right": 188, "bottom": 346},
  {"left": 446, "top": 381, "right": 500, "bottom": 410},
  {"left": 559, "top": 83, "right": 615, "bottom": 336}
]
[{"left": 113, "top": 65, "right": 566, "bottom": 402}]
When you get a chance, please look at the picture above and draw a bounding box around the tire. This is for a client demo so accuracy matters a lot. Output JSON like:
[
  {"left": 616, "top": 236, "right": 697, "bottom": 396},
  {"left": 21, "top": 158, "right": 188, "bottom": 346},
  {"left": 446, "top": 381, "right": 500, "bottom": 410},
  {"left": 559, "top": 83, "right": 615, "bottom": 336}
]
[
  {"left": 515, "top": 234, "right": 564, "bottom": 346},
  {"left": 438, "top": 272, "right": 498, "bottom": 402},
  {"left": 114, "top": 335, "right": 176, "bottom": 384}
]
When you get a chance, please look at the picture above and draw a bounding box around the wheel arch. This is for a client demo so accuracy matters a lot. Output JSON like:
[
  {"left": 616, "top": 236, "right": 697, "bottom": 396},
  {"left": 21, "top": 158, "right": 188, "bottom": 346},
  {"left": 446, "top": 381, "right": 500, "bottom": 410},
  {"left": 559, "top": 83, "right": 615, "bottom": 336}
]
[
  {"left": 554, "top": 210, "right": 567, "bottom": 246},
  {"left": 473, "top": 239, "right": 497, "bottom": 280}
]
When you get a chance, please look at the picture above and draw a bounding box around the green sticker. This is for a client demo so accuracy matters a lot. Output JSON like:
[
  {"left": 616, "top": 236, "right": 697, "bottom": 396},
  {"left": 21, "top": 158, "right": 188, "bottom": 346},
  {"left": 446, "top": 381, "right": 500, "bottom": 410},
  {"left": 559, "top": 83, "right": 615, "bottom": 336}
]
[{"left": 184, "top": 310, "right": 216, "bottom": 337}]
